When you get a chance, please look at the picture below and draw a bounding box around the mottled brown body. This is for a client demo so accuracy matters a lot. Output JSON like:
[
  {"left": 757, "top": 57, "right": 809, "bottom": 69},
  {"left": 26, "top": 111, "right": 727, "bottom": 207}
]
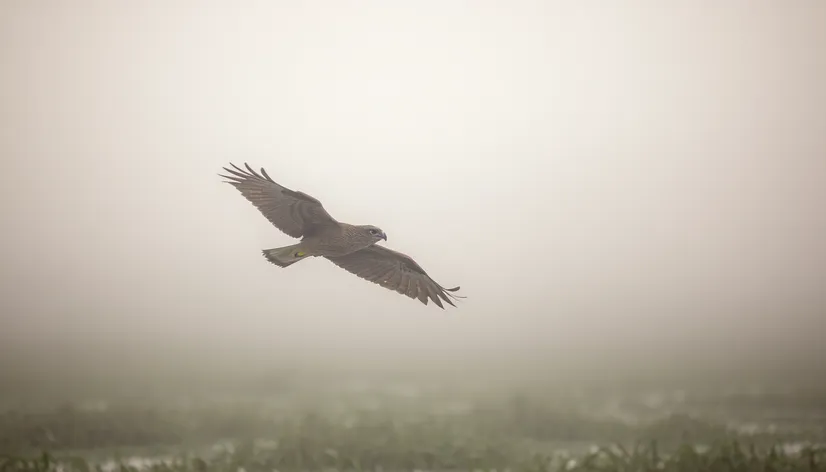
[{"left": 302, "top": 223, "right": 378, "bottom": 257}]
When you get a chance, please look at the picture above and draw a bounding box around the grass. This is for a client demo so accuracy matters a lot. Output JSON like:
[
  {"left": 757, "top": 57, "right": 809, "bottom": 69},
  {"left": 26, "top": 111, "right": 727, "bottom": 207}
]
[
  {"left": 1, "top": 441, "right": 824, "bottom": 471},
  {"left": 1, "top": 378, "right": 825, "bottom": 470},
  {"left": 0, "top": 398, "right": 756, "bottom": 453}
]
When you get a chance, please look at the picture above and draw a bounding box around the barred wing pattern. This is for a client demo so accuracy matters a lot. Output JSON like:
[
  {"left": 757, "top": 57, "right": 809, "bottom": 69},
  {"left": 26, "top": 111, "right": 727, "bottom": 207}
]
[
  {"left": 220, "top": 163, "right": 339, "bottom": 238},
  {"left": 325, "top": 245, "right": 464, "bottom": 309}
]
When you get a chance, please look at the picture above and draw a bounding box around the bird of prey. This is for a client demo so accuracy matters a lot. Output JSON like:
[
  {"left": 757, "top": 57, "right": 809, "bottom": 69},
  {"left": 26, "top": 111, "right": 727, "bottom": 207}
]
[{"left": 219, "top": 163, "right": 464, "bottom": 308}]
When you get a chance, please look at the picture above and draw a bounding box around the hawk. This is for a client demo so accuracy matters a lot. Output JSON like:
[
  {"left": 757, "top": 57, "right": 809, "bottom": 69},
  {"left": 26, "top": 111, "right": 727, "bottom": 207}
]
[{"left": 220, "top": 163, "right": 464, "bottom": 309}]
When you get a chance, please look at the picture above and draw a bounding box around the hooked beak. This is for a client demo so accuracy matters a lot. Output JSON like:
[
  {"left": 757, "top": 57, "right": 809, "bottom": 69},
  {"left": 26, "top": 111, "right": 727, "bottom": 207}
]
[{"left": 381, "top": 232, "right": 387, "bottom": 241}]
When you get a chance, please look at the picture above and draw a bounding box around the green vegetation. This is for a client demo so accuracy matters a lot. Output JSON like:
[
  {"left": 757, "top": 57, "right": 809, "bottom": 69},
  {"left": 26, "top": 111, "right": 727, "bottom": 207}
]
[
  {"left": 0, "top": 382, "right": 824, "bottom": 471},
  {"left": 1, "top": 441, "right": 824, "bottom": 471}
]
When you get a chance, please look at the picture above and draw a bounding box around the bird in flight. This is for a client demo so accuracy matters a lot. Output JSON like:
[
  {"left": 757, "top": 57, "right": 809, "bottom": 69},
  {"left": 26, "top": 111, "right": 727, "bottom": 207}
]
[{"left": 220, "top": 163, "right": 464, "bottom": 309}]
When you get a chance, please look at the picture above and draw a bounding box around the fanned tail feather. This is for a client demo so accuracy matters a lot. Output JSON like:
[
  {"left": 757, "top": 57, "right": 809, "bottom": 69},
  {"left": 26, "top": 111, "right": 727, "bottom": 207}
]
[{"left": 262, "top": 244, "right": 309, "bottom": 268}]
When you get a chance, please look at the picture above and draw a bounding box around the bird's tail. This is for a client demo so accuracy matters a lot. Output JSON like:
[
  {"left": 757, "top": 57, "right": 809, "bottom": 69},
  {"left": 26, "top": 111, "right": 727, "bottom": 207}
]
[{"left": 262, "top": 244, "right": 311, "bottom": 268}]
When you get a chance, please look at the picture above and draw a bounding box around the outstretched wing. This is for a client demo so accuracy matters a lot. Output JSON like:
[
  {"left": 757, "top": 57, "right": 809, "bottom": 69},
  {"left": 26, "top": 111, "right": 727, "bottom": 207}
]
[
  {"left": 325, "top": 245, "right": 464, "bottom": 309},
  {"left": 220, "top": 162, "right": 339, "bottom": 238}
]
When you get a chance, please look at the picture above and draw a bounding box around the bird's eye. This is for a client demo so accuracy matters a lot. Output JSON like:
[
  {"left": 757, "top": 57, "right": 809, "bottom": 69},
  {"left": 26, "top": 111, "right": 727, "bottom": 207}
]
[{"left": 369, "top": 229, "right": 377, "bottom": 234}]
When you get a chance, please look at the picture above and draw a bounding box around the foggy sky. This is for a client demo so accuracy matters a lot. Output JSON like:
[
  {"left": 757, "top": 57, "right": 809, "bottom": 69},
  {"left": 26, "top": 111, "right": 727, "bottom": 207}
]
[{"left": 1, "top": 1, "right": 825, "bottom": 378}]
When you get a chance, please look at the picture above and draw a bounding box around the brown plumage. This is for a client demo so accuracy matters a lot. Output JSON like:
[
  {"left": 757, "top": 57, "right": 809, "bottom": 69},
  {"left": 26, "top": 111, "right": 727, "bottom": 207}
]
[{"left": 219, "top": 162, "right": 465, "bottom": 308}]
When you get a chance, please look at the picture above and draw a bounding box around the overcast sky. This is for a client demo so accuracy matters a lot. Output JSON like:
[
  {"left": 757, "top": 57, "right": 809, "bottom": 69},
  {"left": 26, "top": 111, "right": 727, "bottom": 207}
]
[{"left": 1, "top": 1, "right": 824, "bottom": 378}]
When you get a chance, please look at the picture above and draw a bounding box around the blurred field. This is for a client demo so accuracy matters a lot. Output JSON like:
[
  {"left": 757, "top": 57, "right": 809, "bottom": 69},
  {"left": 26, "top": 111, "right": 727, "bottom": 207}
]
[
  {"left": 2, "top": 442, "right": 825, "bottom": 472},
  {"left": 1, "top": 372, "right": 824, "bottom": 470}
]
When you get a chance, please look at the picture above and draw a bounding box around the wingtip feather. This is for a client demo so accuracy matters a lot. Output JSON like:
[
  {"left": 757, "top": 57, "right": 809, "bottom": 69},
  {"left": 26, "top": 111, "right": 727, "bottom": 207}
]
[{"left": 220, "top": 162, "right": 277, "bottom": 185}]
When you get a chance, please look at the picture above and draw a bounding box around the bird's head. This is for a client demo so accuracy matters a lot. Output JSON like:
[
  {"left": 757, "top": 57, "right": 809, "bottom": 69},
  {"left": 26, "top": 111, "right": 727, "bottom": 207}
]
[{"left": 359, "top": 225, "right": 387, "bottom": 242}]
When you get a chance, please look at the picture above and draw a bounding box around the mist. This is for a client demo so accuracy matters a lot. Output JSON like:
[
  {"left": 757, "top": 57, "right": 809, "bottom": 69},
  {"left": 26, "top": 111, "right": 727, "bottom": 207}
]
[{"left": 1, "top": 1, "right": 825, "bottom": 400}]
